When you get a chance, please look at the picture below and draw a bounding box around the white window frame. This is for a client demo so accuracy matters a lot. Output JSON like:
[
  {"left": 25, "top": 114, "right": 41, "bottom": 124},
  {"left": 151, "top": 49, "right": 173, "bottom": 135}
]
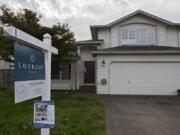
[
  {"left": 121, "top": 29, "right": 129, "bottom": 43},
  {"left": 128, "top": 29, "right": 136, "bottom": 44},
  {"left": 121, "top": 26, "right": 155, "bottom": 45},
  {"left": 59, "top": 63, "right": 71, "bottom": 80}
]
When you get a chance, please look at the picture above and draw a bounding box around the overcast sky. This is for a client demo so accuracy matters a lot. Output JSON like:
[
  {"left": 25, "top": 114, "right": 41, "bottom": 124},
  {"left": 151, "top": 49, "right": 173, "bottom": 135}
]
[{"left": 0, "top": 0, "right": 180, "bottom": 40}]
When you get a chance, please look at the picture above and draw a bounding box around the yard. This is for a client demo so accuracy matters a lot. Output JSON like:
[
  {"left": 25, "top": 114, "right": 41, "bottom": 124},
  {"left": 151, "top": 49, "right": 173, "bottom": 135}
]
[{"left": 0, "top": 89, "right": 105, "bottom": 135}]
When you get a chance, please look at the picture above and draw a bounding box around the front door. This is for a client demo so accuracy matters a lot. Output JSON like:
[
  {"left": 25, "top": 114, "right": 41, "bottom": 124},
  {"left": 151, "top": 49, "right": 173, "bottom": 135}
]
[{"left": 84, "top": 61, "right": 95, "bottom": 83}]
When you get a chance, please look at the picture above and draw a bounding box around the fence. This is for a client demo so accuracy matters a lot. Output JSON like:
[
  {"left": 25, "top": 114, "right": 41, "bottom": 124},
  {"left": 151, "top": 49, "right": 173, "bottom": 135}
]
[{"left": 0, "top": 69, "right": 14, "bottom": 88}]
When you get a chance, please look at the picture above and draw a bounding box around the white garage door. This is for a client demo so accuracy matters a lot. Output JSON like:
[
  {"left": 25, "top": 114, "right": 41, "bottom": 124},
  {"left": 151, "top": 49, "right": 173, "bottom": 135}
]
[{"left": 110, "top": 62, "right": 180, "bottom": 95}]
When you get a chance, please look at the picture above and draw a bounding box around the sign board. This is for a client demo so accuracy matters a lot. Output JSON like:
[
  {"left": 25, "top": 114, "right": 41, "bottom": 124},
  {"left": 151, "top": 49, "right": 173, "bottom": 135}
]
[
  {"left": 4, "top": 26, "right": 58, "bottom": 135},
  {"left": 14, "top": 42, "right": 45, "bottom": 103},
  {"left": 34, "top": 101, "right": 55, "bottom": 128}
]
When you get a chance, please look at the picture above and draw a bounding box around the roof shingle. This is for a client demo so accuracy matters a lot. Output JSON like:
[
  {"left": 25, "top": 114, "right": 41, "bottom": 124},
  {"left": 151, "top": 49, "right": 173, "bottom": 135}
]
[{"left": 98, "top": 45, "right": 180, "bottom": 51}]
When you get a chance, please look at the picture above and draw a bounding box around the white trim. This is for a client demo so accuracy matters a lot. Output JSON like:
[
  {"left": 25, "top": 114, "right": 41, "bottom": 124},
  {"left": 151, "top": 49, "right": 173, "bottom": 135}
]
[
  {"left": 4, "top": 26, "right": 58, "bottom": 54},
  {"left": 121, "top": 28, "right": 155, "bottom": 45}
]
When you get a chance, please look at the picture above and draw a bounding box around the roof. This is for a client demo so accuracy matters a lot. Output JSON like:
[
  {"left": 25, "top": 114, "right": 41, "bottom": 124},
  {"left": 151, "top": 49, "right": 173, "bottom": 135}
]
[
  {"left": 98, "top": 45, "right": 180, "bottom": 51},
  {"left": 92, "top": 45, "right": 180, "bottom": 56},
  {"left": 90, "top": 10, "right": 180, "bottom": 39},
  {"left": 76, "top": 40, "right": 104, "bottom": 45},
  {"left": 68, "top": 52, "right": 80, "bottom": 60}
]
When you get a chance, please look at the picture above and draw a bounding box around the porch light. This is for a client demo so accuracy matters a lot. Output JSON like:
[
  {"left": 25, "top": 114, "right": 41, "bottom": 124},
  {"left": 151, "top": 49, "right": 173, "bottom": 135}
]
[{"left": 101, "top": 60, "right": 106, "bottom": 67}]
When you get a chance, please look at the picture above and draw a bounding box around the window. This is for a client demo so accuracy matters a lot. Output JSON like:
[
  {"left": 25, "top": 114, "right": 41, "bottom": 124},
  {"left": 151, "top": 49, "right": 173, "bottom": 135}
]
[
  {"left": 146, "top": 29, "right": 154, "bottom": 43},
  {"left": 139, "top": 29, "right": 146, "bottom": 43},
  {"left": 129, "top": 30, "right": 136, "bottom": 40},
  {"left": 51, "top": 63, "right": 71, "bottom": 80},
  {"left": 122, "top": 29, "right": 128, "bottom": 40},
  {"left": 121, "top": 26, "right": 155, "bottom": 45},
  {"left": 60, "top": 63, "right": 71, "bottom": 80},
  {"left": 51, "top": 64, "right": 60, "bottom": 79}
]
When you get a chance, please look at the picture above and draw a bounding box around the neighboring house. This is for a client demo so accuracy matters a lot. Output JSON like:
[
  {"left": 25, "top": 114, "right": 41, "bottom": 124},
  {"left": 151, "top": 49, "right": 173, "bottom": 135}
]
[{"left": 76, "top": 10, "right": 180, "bottom": 95}]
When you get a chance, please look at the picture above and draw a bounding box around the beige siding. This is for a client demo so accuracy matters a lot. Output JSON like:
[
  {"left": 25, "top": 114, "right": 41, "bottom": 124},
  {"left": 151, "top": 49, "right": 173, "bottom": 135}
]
[
  {"left": 98, "top": 28, "right": 111, "bottom": 49},
  {"left": 166, "top": 26, "right": 179, "bottom": 47},
  {"left": 157, "top": 24, "right": 167, "bottom": 46},
  {"left": 96, "top": 55, "right": 180, "bottom": 94},
  {"left": 80, "top": 46, "right": 96, "bottom": 61},
  {"left": 96, "top": 57, "right": 109, "bottom": 94},
  {"left": 111, "top": 26, "right": 118, "bottom": 47}
]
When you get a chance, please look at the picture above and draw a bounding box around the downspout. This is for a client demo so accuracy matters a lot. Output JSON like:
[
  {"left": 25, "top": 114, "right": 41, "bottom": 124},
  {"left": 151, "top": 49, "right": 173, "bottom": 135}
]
[
  {"left": 179, "top": 26, "right": 180, "bottom": 47},
  {"left": 76, "top": 46, "right": 81, "bottom": 90},
  {"left": 179, "top": 31, "right": 180, "bottom": 47}
]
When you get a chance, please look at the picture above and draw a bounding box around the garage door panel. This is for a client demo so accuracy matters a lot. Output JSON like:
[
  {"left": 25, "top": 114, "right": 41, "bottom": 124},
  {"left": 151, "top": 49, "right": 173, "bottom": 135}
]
[
  {"left": 130, "top": 80, "right": 179, "bottom": 87},
  {"left": 110, "top": 63, "right": 180, "bottom": 95}
]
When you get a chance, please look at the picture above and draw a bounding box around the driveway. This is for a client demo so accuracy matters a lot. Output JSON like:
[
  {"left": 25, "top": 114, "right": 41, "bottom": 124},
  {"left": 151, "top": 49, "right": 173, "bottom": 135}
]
[{"left": 103, "top": 96, "right": 180, "bottom": 135}]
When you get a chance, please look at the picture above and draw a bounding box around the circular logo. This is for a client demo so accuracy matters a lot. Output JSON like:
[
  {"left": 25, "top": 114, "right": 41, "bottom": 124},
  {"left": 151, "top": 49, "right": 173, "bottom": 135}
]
[
  {"left": 30, "top": 55, "right": 35, "bottom": 63},
  {"left": 17, "top": 85, "right": 27, "bottom": 99}
]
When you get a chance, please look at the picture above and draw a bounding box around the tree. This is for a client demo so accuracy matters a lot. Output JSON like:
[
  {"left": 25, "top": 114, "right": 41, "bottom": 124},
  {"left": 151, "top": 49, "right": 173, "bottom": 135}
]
[{"left": 0, "top": 5, "right": 77, "bottom": 63}]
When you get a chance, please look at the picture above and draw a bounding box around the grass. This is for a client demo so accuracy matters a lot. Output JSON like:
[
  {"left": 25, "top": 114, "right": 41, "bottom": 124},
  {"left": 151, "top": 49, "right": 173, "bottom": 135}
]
[{"left": 0, "top": 89, "right": 106, "bottom": 135}]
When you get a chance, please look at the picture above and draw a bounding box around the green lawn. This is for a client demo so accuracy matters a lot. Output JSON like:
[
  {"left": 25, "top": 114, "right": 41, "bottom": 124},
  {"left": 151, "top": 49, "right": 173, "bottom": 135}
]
[{"left": 0, "top": 89, "right": 105, "bottom": 135}]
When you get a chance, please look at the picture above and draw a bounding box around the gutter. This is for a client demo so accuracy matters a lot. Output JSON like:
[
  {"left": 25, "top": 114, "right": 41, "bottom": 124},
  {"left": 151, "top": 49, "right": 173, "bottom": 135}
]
[
  {"left": 92, "top": 50, "right": 180, "bottom": 56},
  {"left": 76, "top": 40, "right": 104, "bottom": 45}
]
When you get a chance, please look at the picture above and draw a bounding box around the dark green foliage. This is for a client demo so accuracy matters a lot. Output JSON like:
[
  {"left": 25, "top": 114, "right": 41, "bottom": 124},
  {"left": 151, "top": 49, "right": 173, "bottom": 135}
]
[
  {"left": 0, "top": 27, "right": 13, "bottom": 62},
  {"left": 0, "top": 5, "right": 77, "bottom": 63}
]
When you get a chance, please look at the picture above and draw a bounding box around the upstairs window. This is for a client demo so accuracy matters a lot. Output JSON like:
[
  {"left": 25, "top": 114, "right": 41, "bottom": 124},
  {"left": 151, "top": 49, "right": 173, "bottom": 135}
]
[
  {"left": 120, "top": 25, "right": 155, "bottom": 45},
  {"left": 122, "top": 29, "right": 128, "bottom": 40}
]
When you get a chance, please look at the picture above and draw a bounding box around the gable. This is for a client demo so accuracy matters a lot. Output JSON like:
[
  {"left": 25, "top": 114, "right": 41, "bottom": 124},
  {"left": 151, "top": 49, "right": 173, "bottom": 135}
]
[
  {"left": 111, "top": 15, "right": 167, "bottom": 47},
  {"left": 90, "top": 10, "right": 180, "bottom": 40},
  {"left": 107, "top": 10, "right": 176, "bottom": 27},
  {"left": 113, "top": 14, "right": 165, "bottom": 27}
]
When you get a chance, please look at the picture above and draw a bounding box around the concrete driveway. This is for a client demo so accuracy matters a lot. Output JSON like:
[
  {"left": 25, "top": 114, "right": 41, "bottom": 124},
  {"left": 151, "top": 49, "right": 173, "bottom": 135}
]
[{"left": 103, "top": 96, "right": 180, "bottom": 135}]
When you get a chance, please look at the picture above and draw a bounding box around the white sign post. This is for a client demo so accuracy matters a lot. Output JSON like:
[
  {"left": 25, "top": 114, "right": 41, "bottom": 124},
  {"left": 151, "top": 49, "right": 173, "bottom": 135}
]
[
  {"left": 41, "top": 33, "right": 52, "bottom": 135},
  {"left": 4, "top": 26, "right": 58, "bottom": 135}
]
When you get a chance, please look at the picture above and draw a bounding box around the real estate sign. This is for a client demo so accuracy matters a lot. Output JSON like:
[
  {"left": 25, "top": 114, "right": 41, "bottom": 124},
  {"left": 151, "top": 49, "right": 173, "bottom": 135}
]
[
  {"left": 34, "top": 101, "right": 55, "bottom": 128},
  {"left": 5, "top": 26, "right": 58, "bottom": 135},
  {"left": 14, "top": 42, "right": 45, "bottom": 103}
]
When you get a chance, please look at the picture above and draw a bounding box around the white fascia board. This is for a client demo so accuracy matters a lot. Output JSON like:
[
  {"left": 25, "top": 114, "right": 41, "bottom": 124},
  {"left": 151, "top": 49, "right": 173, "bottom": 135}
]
[
  {"left": 4, "top": 26, "right": 58, "bottom": 54},
  {"left": 92, "top": 50, "right": 180, "bottom": 55}
]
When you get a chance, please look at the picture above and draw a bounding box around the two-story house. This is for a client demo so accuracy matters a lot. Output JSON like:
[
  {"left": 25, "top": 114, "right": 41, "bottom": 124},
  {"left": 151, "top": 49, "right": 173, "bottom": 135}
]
[
  {"left": 1, "top": 10, "right": 180, "bottom": 95},
  {"left": 76, "top": 10, "right": 180, "bottom": 95}
]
